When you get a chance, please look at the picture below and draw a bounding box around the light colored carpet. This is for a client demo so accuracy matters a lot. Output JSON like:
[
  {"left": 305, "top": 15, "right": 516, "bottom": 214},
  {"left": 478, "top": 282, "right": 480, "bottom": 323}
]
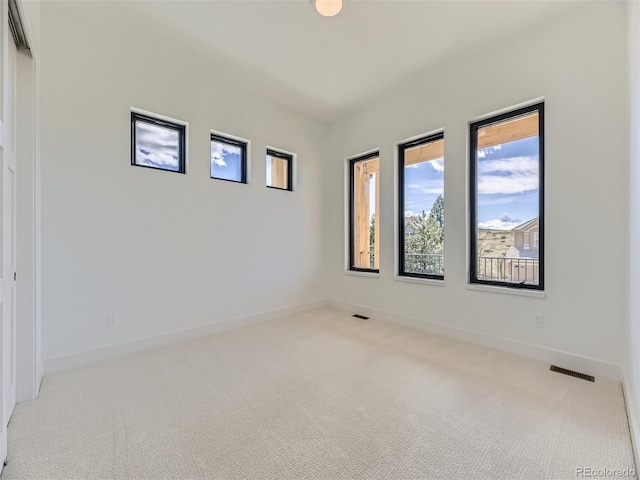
[{"left": 2, "top": 307, "right": 636, "bottom": 479}]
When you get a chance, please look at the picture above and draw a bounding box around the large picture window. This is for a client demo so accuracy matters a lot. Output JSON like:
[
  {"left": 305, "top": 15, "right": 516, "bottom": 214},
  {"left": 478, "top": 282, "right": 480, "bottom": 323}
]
[
  {"left": 131, "top": 111, "right": 186, "bottom": 173},
  {"left": 470, "top": 102, "right": 544, "bottom": 290},
  {"left": 349, "top": 152, "right": 379, "bottom": 272},
  {"left": 398, "top": 133, "right": 444, "bottom": 279}
]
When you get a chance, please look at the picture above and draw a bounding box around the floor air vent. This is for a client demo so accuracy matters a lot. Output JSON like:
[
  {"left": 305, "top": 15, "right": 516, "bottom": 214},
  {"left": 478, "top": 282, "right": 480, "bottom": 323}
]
[
  {"left": 550, "top": 365, "right": 595, "bottom": 382},
  {"left": 352, "top": 314, "right": 369, "bottom": 320}
]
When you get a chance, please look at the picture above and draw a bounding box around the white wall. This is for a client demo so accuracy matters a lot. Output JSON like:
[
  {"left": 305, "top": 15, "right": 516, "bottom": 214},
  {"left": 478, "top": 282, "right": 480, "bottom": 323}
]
[
  {"left": 326, "top": 3, "right": 628, "bottom": 370},
  {"left": 626, "top": 0, "right": 640, "bottom": 464},
  {"left": 40, "top": 2, "right": 327, "bottom": 363}
]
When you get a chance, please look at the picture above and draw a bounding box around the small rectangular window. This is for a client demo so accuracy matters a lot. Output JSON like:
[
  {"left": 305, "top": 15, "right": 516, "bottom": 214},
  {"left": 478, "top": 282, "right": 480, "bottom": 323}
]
[
  {"left": 398, "top": 133, "right": 444, "bottom": 279},
  {"left": 349, "top": 152, "right": 379, "bottom": 272},
  {"left": 470, "top": 102, "right": 544, "bottom": 290},
  {"left": 266, "top": 149, "right": 293, "bottom": 191},
  {"left": 211, "top": 133, "right": 247, "bottom": 183},
  {"left": 131, "top": 111, "right": 185, "bottom": 173}
]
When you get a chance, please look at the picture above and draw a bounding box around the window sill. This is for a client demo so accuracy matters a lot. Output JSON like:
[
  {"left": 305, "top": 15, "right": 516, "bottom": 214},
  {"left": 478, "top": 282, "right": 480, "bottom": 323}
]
[
  {"left": 466, "top": 283, "right": 545, "bottom": 298},
  {"left": 344, "top": 270, "right": 380, "bottom": 279},
  {"left": 395, "top": 275, "right": 444, "bottom": 287}
]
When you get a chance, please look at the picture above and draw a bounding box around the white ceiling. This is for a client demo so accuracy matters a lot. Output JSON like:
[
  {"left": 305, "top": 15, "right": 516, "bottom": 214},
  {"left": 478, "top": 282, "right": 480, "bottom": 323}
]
[{"left": 106, "top": 1, "right": 584, "bottom": 122}]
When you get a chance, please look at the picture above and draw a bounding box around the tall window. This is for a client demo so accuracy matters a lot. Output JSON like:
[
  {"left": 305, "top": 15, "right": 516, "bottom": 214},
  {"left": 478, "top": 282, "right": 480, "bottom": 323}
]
[
  {"left": 398, "top": 133, "right": 444, "bottom": 279},
  {"left": 470, "top": 102, "right": 544, "bottom": 290},
  {"left": 266, "top": 149, "right": 293, "bottom": 191},
  {"left": 210, "top": 133, "right": 247, "bottom": 183},
  {"left": 349, "top": 152, "right": 379, "bottom": 272},
  {"left": 131, "top": 112, "right": 186, "bottom": 173}
]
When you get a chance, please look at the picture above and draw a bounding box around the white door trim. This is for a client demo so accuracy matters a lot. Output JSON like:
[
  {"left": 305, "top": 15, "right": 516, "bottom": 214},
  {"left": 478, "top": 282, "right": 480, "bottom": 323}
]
[{"left": 13, "top": 0, "right": 41, "bottom": 404}]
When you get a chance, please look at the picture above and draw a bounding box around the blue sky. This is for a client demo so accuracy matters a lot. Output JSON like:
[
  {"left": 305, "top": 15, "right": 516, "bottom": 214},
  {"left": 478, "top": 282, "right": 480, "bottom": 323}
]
[
  {"left": 266, "top": 156, "right": 274, "bottom": 185},
  {"left": 211, "top": 140, "right": 242, "bottom": 181},
  {"left": 476, "top": 136, "right": 539, "bottom": 229},
  {"left": 135, "top": 122, "right": 180, "bottom": 171},
  {"left": 404, "top": 157, "right": 444, "bottom": 217}
]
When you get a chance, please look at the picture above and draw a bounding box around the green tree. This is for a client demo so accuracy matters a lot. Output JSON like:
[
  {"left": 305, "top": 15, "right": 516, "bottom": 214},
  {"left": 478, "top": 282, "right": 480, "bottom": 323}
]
[
  {"left": 405, "top": 195, "right": 444, "bottom": 274},
  {"left": 369, "top": 213, "right": 375, "bottom": 248},
  {"left": 424, "top": 194, "right": 444, "bottom": 254},
  {"left": 405, "top": 211, "right": 429, "bottom": 253}
]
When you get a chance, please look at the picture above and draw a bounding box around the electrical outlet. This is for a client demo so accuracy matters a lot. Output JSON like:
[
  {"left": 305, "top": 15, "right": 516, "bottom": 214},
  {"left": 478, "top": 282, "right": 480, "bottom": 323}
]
[
  {"left": 535, "top": 313, "right": 543, "bottom": 328},
  {"left": 107, "top": 312, "right": 118, "bottom": 326}
]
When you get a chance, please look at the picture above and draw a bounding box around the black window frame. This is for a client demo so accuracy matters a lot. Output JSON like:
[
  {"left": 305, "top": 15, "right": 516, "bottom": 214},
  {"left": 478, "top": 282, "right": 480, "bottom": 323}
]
[
  {"left": 469, "top": 102, "right": 545, "bottom": 291},
  {"left": 349, "top": 151, "right": 380, "bottom": 274},
  {"left": 131, "top": 111, "right": 186, "bottom": 174},
  {"left": 398, "top": 132, "right": 445, "bottom": 280},
  {"left": 210, "top": 133, "right": 248, "bottom": 184},
  {"left": 266, "top": 149, "right": 293, "bottom": 192}
]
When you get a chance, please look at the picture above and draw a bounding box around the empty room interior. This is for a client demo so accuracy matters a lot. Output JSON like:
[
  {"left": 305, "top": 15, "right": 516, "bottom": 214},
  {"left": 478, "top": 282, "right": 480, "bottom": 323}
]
[{"left": 2, "top": 0, "right": 640, "bottom": 478}]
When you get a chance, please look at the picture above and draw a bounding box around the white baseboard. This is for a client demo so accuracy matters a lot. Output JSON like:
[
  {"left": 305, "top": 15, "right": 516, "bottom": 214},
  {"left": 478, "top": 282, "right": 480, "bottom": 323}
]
[
  {"left": 623, "top": 370, "right": 640, "bottom": 472},
  {"left": 44, "top": 298, "right": 623, "bottom": 382},
  {"left": 36, "top": 360, "right": 43, "bottom": 396},
  {"left": 44, "top": 300, "right": 328, "bottom": 374},
  {"left": 327, "top": 299, "right": 623, "bottom": 381}
]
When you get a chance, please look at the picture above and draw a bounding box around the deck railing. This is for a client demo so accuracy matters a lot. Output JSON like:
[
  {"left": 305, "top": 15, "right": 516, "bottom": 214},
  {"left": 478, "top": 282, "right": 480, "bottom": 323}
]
[
  {"left": 475, "top": 256, "right": 539, "bottom": 284},
  {"left": 398, "top": 253, "right": 539, "bottom": 284},
  {"left": 404, "top": 253, "right": 444, "bottom": 276}
]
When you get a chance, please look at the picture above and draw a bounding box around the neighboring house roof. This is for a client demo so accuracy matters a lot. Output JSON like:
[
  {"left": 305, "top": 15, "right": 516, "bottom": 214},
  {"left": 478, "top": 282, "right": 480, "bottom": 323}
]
[
  {"left": 513, "top": 217, "right": 539, "bottom": 232},
  {"left": 505, "top": 246, "right": 540, "bottom": 259}
]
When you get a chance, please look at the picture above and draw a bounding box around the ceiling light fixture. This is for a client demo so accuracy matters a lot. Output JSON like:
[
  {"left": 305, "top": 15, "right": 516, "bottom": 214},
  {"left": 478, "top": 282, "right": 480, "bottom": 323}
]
[{"left": 315, "top": 0, "right": 343, "bottom": 17}]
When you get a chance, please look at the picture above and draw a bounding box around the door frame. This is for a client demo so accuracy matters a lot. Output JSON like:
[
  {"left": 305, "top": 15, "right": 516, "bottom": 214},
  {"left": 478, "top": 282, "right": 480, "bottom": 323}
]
[{"left": 12, "top": 0, "right": 41, "bottom": 403}]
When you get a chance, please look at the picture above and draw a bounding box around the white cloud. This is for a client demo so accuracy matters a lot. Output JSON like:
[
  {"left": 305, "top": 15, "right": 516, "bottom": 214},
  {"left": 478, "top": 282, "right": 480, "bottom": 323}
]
[
  {"left": 211, "top": 140, "right": 241, "bottom": 169},
  {"left": 477, "top": 192, "right": 537, "bottom": 206},
  {"left": 422, "top": 187, "right": 444, "bottom": 195},
  {"left": 136, "top": 147, "right": 178, "bottom": 169},
  {"left": 478, "top": 156, "right": 538, "bottom": 194},
  {"left": 405, "top": 209, "right": 430, "bottom": 218},
  {"left": 407, "top": 183, "right": 420, "bottom": 189},
  {"left": 135, "top": 122, "right": 180, "bottom": 169},
  {"left": 478, "top": 145, "right": 502, "bottom": 159},
  {"left": 136, "top": 122, "right": 180, "bottom": 150},
  {"left": 429, "top": 158, "right": 444, "bottom": 172},
  {"left": 478, "top": 219, "right": 518, "bottom": 230},
  {"left": 478, "top": 213, "right": 521, "bottom": 230}
]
